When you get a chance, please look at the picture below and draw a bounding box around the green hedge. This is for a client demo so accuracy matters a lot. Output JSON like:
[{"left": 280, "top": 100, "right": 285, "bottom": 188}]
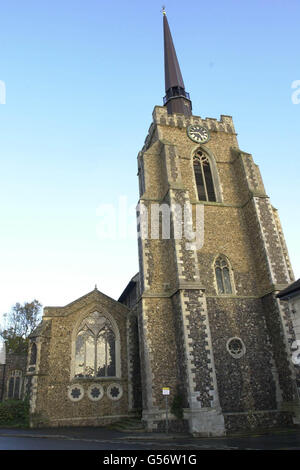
[
  {"left": 0, "top": 400, "right": 30, "bottom": 427},
  {"left": 171, "top": 393, "right": 184, "bottom": 420}
]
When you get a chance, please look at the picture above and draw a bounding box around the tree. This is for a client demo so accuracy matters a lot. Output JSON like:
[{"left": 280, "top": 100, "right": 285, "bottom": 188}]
[{"left": 0, "top": 300, "right": 42, "bottom": 354}]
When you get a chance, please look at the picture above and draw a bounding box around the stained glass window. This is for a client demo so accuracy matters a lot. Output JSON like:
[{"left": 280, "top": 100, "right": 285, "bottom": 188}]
[{"left": 75, "top": 312, "right": 117, "bottom": 378}]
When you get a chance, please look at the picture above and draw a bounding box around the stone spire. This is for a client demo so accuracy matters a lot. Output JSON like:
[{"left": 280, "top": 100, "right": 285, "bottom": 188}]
[{"left": 162, "top": 8, "right": 192, "bottom": 116}]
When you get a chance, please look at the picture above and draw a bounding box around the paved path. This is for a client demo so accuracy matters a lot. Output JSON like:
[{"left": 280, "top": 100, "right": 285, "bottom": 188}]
[
  {"left": 0, "top": 436, "right": 161, "bottom": 450},
  {"left": 0, "top": 427, "right": 300, "bottom": 450}
]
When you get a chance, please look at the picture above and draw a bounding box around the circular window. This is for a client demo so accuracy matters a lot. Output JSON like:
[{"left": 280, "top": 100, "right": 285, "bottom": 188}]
[
  {"left": 87, "top": 384, "right": 104, "bottom": 401},
  {"left": 226, "top": 337, "right": 246, "bottom": 359},
  {"left": 68, "top": 384, "right": 84, "bottom": 402},
  {"left": 107, "top": 383, "right": 123, "bottom": 401}
]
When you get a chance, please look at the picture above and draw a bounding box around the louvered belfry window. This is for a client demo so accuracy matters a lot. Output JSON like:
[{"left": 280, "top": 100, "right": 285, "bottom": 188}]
[{"left": 193, "top": 151, "right": 216, "bottom": 202}]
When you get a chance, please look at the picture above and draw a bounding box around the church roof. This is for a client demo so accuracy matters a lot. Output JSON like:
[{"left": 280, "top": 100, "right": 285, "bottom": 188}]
[
  {"left": 277, "top": 279, "right": 300, "bottom": 299},
  {"left": 118, "top": 273, "right": 139, "bottom": 303},
  {"left": 29, "top": 319, "right": 51, "bottom": 339},
  {"left": 162, "top": 9, "right": 192, "bottom": 116},
  {"left": 43, "top": 286, "right": 129, "bottom": 318}
]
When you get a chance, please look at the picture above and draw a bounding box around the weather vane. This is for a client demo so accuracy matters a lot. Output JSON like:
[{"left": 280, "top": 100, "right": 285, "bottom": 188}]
[{"left": 162, "top": 5, "right": 166, "bottom": 15}]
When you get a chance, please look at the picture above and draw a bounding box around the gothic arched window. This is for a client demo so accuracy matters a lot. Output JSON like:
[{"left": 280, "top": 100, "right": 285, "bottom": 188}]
[
  {"left": 215, "top": 256, "right": 233, "bottom": 295},
  {"left": 74, "top": 312, "right": 117, "bottom": 378},
  {"left": 7, "top": 370, "right": 22, "bottom": 400},
  {"left": 193, "top": 151, "right": 216, "bottom": 202},
  {"left": 29, "top": 343, "right": 37, "bottom": 365}
]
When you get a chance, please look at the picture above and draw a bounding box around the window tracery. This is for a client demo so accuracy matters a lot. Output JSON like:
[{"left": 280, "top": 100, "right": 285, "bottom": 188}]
[
  {"left": 215, "top": 256, "right": 234, "bottom": 295},
  {"left": 193, "top": 151, "right": 216, "bottom": 202},
  {"left": 7, "top": 370, "right": 22, "bottom": 399},
  {"left": 29, "top": 342, "right": 37, "bottom": 365},
  {"left": 227, "top": 337, "right": 246, "bottom": 358},
  {"left": 74, "top": 312, "right": 117, "bottom": 378}
]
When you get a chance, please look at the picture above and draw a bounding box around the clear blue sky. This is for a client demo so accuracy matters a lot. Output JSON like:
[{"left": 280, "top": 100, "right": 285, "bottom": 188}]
[{"left": 0, "top": 0, "right": 299, "bottom": 320}]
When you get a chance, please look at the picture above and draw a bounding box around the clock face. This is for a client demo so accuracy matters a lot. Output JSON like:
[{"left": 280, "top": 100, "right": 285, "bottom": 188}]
[{"left": 187, "top": 125, "right": 210, "bottom": 143}]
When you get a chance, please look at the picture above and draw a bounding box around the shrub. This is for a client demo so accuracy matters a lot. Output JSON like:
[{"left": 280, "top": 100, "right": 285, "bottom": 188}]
[
  {"left": 0, "top": 400, "right": 30, "bottom": 427},
  {"left": 170, "top": 393, "right": 184, "bottom": 420}
]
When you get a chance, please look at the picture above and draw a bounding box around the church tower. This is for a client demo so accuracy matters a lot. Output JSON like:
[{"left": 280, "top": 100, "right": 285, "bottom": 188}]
[{"left": 136, "top": 10, "right": 299, "bottom": 435}]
